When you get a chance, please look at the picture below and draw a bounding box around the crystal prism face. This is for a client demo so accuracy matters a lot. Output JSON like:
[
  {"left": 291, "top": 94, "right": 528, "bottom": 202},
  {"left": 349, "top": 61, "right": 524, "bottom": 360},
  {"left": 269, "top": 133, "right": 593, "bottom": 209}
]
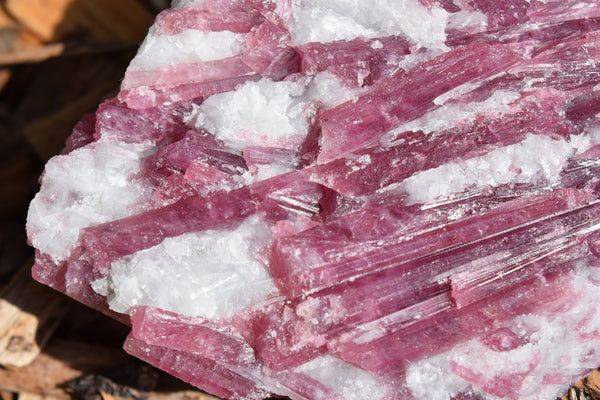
[{"left": 25, "top": 0, "right": 600, "bottom": 399}]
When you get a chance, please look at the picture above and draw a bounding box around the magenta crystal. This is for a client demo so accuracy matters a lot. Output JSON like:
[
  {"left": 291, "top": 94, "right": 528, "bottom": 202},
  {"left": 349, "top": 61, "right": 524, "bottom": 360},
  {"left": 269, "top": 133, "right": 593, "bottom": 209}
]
[{"left": 26, "top": 1, "right": 600, "bottom": 399}]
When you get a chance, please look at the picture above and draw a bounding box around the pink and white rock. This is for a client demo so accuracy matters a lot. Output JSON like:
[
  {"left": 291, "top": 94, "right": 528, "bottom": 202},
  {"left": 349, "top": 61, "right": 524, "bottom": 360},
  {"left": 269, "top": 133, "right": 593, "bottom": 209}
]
[{"left": 26, "top": 0, "right": 600, "bottom": 399}]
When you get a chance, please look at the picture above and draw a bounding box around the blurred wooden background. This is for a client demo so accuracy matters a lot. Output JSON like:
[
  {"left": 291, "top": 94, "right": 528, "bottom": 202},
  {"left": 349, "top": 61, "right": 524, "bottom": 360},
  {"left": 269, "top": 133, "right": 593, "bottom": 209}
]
[
  {"left": 0, "top": 0, "right": 165, "bottom": 278},
  {"left": 0, "top": 1, "right": 220, "bottom": 399},
  {"left": 0, "top": 0, "right": 597, "bottom": 399}
]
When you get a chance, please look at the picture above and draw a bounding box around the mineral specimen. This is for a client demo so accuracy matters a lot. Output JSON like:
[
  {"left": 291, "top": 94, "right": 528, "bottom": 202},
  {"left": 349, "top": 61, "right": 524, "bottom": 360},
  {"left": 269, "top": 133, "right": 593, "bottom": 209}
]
[{"left": 26, "top": 0, "right": 600, "bottom": 399}]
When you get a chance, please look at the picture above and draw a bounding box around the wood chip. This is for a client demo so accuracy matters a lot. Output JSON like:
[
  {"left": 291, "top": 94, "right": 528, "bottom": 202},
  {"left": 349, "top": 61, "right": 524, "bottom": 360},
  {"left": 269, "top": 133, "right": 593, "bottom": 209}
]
[
  {"left": 561, "top": 369, "right": 600, "bottom": 400},
  {"left": 17, "top": 392, "right": 61, "bottom": 400},
  {"left": 0, "top": 339, "right": 130, "bottom": 399},
  {"left": 100, "top": 392, "right": 116, "bottom": 400},
  {"left": 0, "top": 7, "right": 17, "bottom": 30},
  {"left": 4, "top": 0, "right": 76, "bottom": 42},
  {"left": 585, "top": 369, "right": 600, "bottom": 393},
  {"left": 5, "top": 0, "right": 153, "bottom": 43},
  {"left": 65, "top": 362, "right": 158, "bottom": 400},
  {"left": 0, "top": 43, "right": 66, "bottom": 65},
  {"left": 0, "top": 263, "right": 69, "bottom": 367},
  {"left": 62, "top": 0, "right": 154, "bottom": 43},
  {"left": 0, "top": 69, "right": 11, "bottom": 91},
  {"left": 0, "top": 391, "right": 16, "bottom": 400}
]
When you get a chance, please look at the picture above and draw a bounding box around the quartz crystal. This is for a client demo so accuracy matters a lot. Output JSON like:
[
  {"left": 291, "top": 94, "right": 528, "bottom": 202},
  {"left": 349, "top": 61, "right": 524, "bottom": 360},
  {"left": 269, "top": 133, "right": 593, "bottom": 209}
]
[{"left": 26, "top": 0, "right": 600, "bottom": 399}]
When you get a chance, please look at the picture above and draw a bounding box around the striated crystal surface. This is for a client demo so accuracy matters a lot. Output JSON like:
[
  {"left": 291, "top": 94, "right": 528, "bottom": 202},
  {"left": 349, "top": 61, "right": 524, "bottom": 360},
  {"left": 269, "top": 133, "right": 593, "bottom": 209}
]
[{"left": 26, "top": 0, "right": 600, "bottom": 399}]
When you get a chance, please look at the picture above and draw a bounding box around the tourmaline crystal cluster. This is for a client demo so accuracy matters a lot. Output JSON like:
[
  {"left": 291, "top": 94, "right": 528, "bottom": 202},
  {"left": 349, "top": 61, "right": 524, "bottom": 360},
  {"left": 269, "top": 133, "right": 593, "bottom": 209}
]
[{"left": 26, "top": 0, "right": 600, "bottom": 399}]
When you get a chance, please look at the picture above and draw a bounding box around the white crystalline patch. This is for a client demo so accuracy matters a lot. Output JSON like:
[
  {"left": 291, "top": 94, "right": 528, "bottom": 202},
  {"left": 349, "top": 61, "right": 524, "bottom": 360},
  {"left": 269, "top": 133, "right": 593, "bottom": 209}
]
[
  {"left": 129, "top": 29, "right": 243, "bottom": 70},
  {"left": 304, "top": 72, "right": 368, "bottom": 108},
  {"left": 406, "top": 266, "right": 600, "bottom": 400},
  {"left": 402, "top": 134, "right": 594, "bottom": 205},
  {"left": 447, "top": 10, "right": 489, "bottom": 31},
  {"left": 295, "top": 355, "right": 386, "bottom": 400},
  {"left": 94, "top": 216, "right": 276, "bottom": 319},
  {"left": 287, "top": 0, "right": 449, "bottom": 51},
  {"left": 26, "top": 140, "right": 153, "bottom": 262},
  {"left": 194, "top": 78, "right": 310, "bottom": 151},
  {"left": 405, "top": 354, "right": 471, "bottom": 400},
  {"left": 389, "top": 90, "right": 521, "bottom": 137}
]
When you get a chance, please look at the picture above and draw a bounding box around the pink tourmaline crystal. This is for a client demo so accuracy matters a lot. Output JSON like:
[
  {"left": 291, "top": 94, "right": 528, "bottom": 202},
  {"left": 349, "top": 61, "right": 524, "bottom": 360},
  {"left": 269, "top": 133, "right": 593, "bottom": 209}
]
[{"left": 26, "top": 1, "right": 600, "bottom": 399}]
